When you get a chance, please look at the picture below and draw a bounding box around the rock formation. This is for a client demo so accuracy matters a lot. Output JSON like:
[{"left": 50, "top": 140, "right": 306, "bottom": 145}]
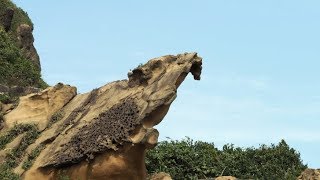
[
  {"left": 16, "top": 23, "right": 41, "bottom": 70},
  {"left": 0, "top": 2, "right": 41, "bottom": 72},
  {"left": 0, "top": 52, "right": 202, "bottom": 180},
  {"left": 297, "top": 168, "right": 320, "bottom": 180}
]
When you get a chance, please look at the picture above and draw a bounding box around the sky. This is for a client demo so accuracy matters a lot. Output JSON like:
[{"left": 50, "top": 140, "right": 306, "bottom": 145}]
[{"left": 13, "top": 1, "right": 320, "bottom": 168}]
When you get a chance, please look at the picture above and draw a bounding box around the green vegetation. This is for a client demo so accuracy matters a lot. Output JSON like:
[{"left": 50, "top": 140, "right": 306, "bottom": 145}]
[
  {"left": 47, "top": 110, "right": 64, "bottom": 128},
  {"left": 0, "top": 163, "right": 19, "bottom": 180},
  {"left": 0, "top": 123, "right": 37, "bottom": 150},
  {"left": 0, "top": 0, "right": 47, "bottom": 89},
  {"left": 0, "top": 27, "right": 45, "bottom": 88},
  {"left": 0, "top": 93, "right": 19, "bottom": 104},
  {"left": 0, "top": 0, "right": 33, "bottom": 34},
  {"left": 22, "top": 144, "right": 45, "bottom": 170},
  {"left": 0, "top": 123, "right": 40, "bottom": 179},
  {"left": 146, "top": 137, "right": 307, "bottom": 180}
]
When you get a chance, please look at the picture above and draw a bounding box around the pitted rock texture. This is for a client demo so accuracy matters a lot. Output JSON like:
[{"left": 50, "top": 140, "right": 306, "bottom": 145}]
[
  {"left": 47, "top": 98, "right": 141, "bottom": 167},
  {"left": 2, "top": 53, "right": 202, "bottom": 180}
]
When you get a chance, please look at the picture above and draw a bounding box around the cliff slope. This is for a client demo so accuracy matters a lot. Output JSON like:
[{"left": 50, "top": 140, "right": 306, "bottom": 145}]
[{"left": 0, "top": 0, "right": 45, "bottom": 89}]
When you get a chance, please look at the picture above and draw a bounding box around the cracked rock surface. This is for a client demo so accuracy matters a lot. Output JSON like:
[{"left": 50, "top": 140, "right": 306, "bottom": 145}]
[{"left": 1, "top": 52, "right": 202, "bottom": 180}]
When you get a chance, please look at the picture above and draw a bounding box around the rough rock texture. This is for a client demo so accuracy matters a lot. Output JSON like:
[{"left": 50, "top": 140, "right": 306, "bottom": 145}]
[
  {"left": 297, "top": 168, "right": 320, "bottom": 180},
  {"left": 1, "top": 53, "right": 202, "bottom": 180},
  {"left": 148, "top": 172, "right": 172, "bottom": 180},
  {"left": 16, "top": 24, "right": 41, "bottom": 70},
  {"left": 215, "top": 176, "right": 237, "bottom": 180},
  {"left": 3, "top": 83, "right": 77, "bottom": 130}
]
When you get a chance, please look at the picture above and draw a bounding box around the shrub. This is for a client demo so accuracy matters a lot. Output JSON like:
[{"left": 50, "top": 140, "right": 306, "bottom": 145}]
[
  {"left": 0, "top": 123, "right": 40, "bottom": 179},
  {"left": 146, "top": 138, "right": 307, "bottom": 180}
]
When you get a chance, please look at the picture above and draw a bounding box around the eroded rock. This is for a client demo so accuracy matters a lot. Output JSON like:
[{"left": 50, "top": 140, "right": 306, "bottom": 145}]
[
  {"left": 2, "top": 53, "right": 202, "bottom": 180},
  {"left": 16, "top": 24, "right": 41, "bottom": 70},
  {"left": 4, "top": 83, "right": 77, "bottom": 130},
  {"left": 297, "top": 168, "right": 320, "bottom": 180}
]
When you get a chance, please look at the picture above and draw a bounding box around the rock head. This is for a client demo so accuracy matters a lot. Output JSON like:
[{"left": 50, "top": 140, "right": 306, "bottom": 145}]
[{"left": 0, "top": 52, "right": 202, "bottom": 180}]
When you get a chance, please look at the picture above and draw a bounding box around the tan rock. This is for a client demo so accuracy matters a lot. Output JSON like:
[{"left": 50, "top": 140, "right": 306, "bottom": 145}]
[
  {"left": 215, "top": 176, "right": 237, "bottom": 180},
  {"left": 4, "top": 83, "right": 77, "bottom": 130},
  {"left": 148, "top": 172, "right": 172, "bottom": 180},
  {"left": 297, "top": 168, "right": 320, "bottom": 180},
  {"left": 2, "top": 53, "right": 202, "bottom": 179}
]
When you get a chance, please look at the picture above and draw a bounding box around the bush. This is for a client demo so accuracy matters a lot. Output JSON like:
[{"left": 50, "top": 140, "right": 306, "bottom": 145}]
[{"left": 146, "top": 138, "right": 307, "bottom": 180}]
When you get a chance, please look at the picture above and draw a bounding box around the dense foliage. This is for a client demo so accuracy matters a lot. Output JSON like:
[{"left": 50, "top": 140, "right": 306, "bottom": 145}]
[
  {"left": 0, "top": 27, "right": 46, "bottom": 88},
  {"left": 146, "top": 138, "right": 307, "bottom": 180}
]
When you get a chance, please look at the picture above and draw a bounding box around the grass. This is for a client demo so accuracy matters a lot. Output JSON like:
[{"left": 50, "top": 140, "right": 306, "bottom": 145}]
[
  {"left": 0, "top": 123, "right": 40, "bottom": 179},
  {"left": 47, "top": 110, "right": 64, "bottom": 128},
  {"left": 0, "top": 124, "right": 37, "bottom": 150},
  {"left": 22, "top": 144, "right": 45, "bottom": 170}
]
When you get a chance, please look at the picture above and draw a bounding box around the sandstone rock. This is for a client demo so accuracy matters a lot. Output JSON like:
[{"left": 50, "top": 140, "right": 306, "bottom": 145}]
[
  {"left": 297, "top": 168, "right": 320, "bottom": 180},
  {"left": 215, "top": 176, "right": 237, "bottom": 180},
  {"left": 148, "top": 172, "right": 172, "bottom": 180},
  {"left": 16, "top": 24, "right": 41, "bottom": 70},
  {"left": 4, "top": 83, "right": 77, "bottom": 130},
  {"left": 0, "top": 8, "right": 14, "bottom": 32},
  {"left": 1, "top": 52, "right": 202, "bottom": 180}
]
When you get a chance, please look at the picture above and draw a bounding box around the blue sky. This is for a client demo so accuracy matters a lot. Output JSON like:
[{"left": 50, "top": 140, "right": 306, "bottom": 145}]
[{"left": 13, "top": 1, "right": 320, "bottom": 168}]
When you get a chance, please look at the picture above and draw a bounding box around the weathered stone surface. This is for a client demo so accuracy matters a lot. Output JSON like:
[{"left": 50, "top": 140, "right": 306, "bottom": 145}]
[
  {"left": 297, "top": 168, "right": 320, "bottom": 180},
  {"left": 1, "top": 52, "right": 202, "bottom": 179},
  {"left": 215, "top": 176, "right": 237, "bottom": 180},
  {"left": 16, "top": 24, "right": 41, "bottom": 70},
  {"left": 148, "top": 172, "right": 172, "bottom": 180},
  {"left": 4, "top": 83, "right": 77, "bottom": 130}
]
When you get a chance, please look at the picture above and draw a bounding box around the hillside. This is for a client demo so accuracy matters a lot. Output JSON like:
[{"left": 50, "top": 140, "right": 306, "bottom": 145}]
[{"left": 0, "top": 0, "right": 46, "bottom": 89}]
